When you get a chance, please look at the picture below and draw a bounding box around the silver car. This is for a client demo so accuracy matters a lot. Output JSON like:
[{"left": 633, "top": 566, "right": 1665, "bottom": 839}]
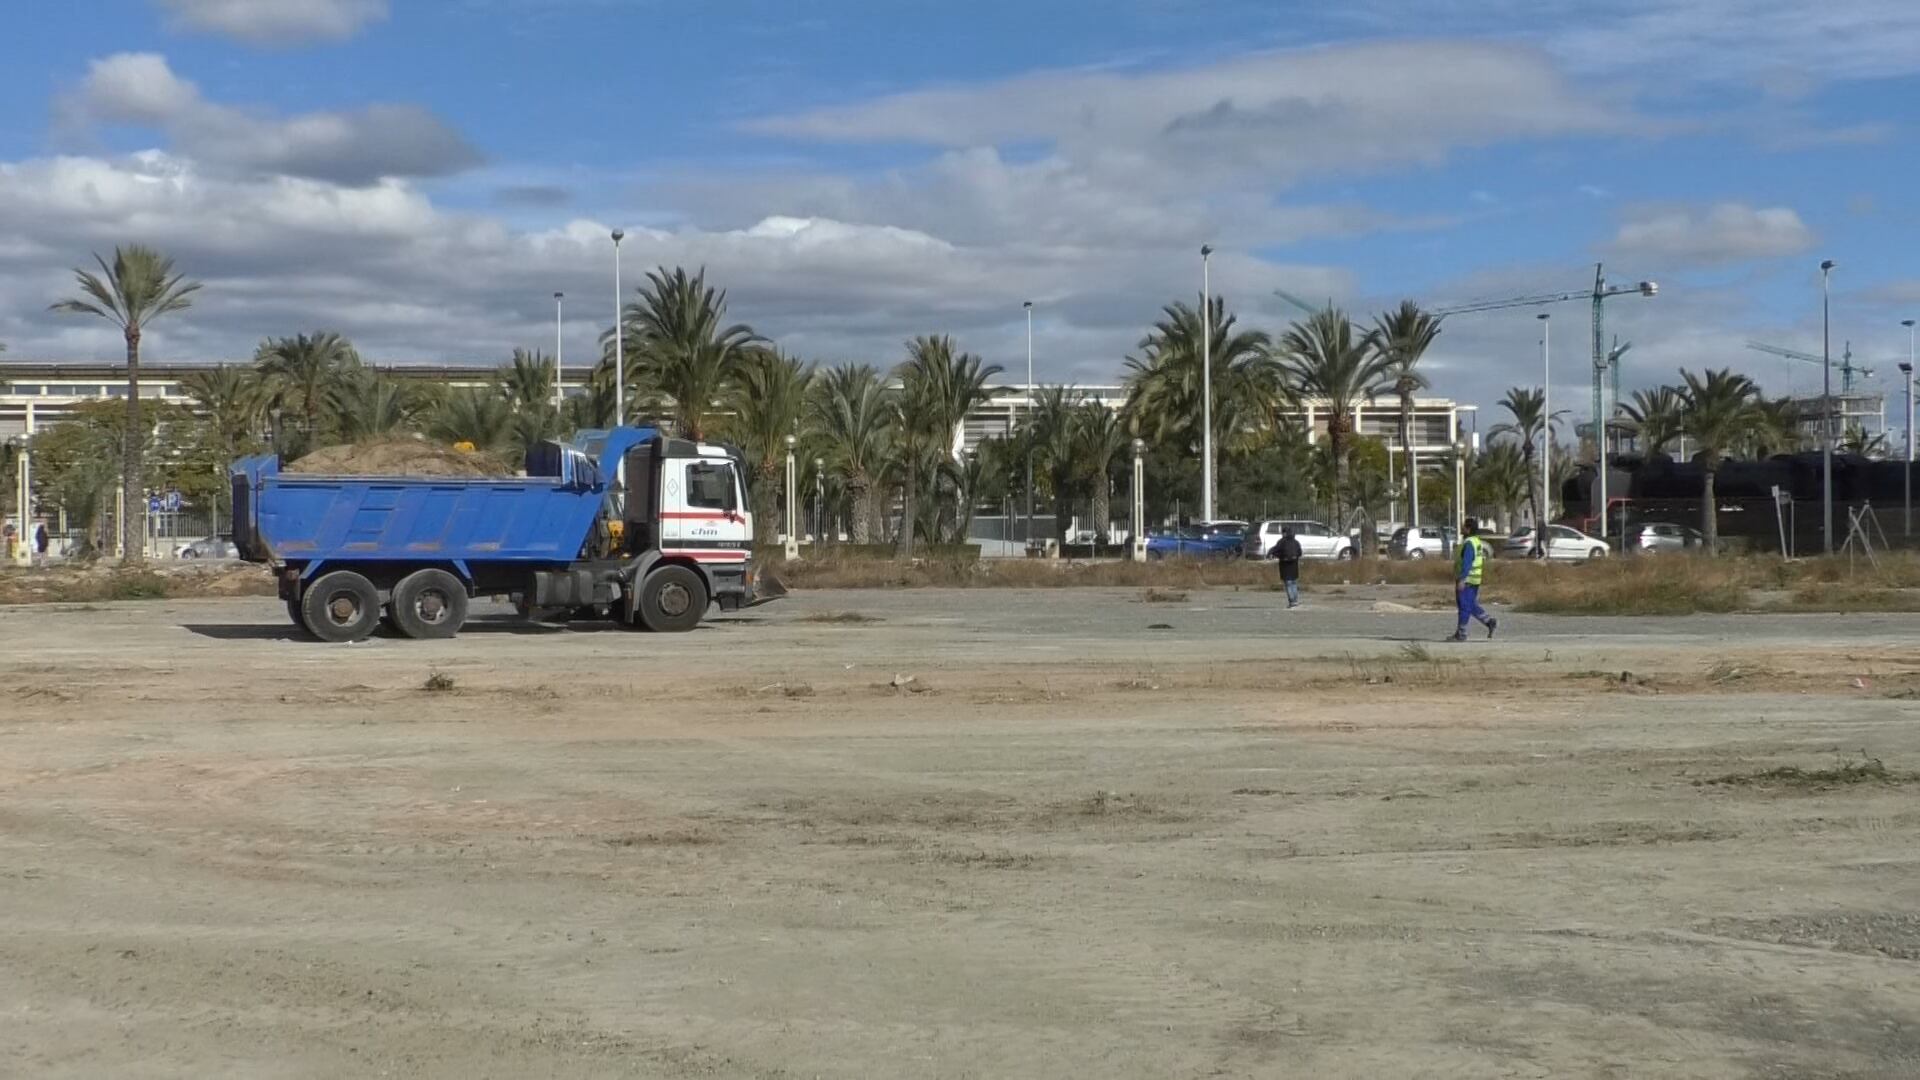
[
  {"left": 1624, "top": 522, "right": 1707, "bottom": 554},
  {"left": 1242, "top": 519, "right": 1357, "bottom": 560}
]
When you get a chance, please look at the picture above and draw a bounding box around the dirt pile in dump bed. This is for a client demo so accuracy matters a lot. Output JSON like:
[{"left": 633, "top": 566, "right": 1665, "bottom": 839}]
[{"left": 286, "top": 438, "right": 514, "bottom": 478}]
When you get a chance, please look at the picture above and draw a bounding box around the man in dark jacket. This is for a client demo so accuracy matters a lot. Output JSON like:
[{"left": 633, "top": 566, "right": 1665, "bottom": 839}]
[{"left": 1270, "top": 526, "right": 1304, "bottom": 609}]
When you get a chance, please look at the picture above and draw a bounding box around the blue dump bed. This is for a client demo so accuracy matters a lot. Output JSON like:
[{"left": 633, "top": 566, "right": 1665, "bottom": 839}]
[{"left": 232, "top": 427, "right": 653, "bottom": 566}]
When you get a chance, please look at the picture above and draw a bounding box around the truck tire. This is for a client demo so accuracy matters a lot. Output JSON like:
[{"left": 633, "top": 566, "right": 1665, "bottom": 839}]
[
  {"left": 637, "top": 564, "right": 707, "bottom": 633},
  {"left": 286, "top": 595, "right": 309, "bottom": 630},
  {"left": 392, "top": 569, "right": 469, "bottom": 639},
  {"left": 301, "top": 571, "right": 381, "bottom": 643}
]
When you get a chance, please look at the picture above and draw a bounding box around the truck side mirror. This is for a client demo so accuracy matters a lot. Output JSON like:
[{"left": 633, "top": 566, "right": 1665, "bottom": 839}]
[{"left": 723, "top": 470, "right": 740, "bottom": 514}]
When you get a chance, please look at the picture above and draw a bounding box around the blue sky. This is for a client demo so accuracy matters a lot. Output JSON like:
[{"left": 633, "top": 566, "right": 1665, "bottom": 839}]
[{"left": 2, "top": 0, "right": 1918, "bottom": 417}]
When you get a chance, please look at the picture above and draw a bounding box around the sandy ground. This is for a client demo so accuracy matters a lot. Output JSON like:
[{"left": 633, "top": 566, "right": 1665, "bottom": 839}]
[{"left": 2, "top": 588, "right": 1918, "bottom": 1079}]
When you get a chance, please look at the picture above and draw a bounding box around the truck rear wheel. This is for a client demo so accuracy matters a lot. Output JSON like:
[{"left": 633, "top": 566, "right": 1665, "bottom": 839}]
[
  {"left": 637, "top": 564, "right": 706, "bottom": 633},
  {"left": 301, "top": 571, "right": 381, "bottom": 643},
  {"left": 392, "top": 569, "right": 469, "bottom": 639}
]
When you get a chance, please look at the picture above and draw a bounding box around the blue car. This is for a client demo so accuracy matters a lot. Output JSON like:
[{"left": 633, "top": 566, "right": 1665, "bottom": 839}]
[{"left": 1144, "top": 522, "right": 1245, "bottom": 560}]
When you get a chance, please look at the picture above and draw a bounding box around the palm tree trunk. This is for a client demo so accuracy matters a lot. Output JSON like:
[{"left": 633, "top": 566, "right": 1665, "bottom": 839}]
[
  {"left": 1330, "top": 427, "right": 1350, "bottom": 530},
  {"left": 1399, "top": 397, "right": 1414, "bottom": 527},
  {"left": 753, "top": 461, "right": 779, "bottom": 548},
  {"left": 122, "top": 328, "right": 145, "bottom": 565},
  {"left": 848, "top": 478, "right": 872, "bottom": 544},
  {"left": 1701, "top": 467, "right": 1719, "bottom": 554},
  {"left": 1090, "top": 481, "right": 1110, "bottom": 545},
  {"left": 1053, "top": 469, "right": 1071, "bottom": 545},
  {"left": 897, "top": 463, "right": 917, "bottom": 559}
]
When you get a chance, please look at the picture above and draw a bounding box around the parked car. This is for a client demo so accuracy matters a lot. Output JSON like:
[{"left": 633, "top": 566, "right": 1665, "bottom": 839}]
[
  {"left": 1499, "top": 524, "right": 1609, "bottom": 561},
  {"left": 1622, "top": 522, "right": 1708, "bottom": 554},
  {"left": 1145, "top": 526, "right": 1242, "bottom": 560},
  {"left": 1388, "top": 524, "right": 1458, "bottom": 559},
  {"left": 1240, "top": 519, "right": 1357, "bottom": 560},
  {"left": 175, "top": 536, "right": 240, "bottom": 560}
]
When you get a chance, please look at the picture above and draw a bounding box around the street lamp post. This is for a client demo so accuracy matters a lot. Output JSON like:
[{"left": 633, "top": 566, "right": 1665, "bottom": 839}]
[
  {"left": 1821, "top": 259, "right": 1836, "bottom": 554},
  {"left": 1131, "top": 438, "right": 1146, "bottom": 562},
  {"left": 553, "top": 291, "right": 565, "bottom": 416},
  {"left": 1900, "top": 358, "right": 1914, "bottom": 539},
  {"left": 1537, "top": 312, "right": 1551, "bottom": 557},
  {"left": 784, "top": 434, "right": 799, "bottom": 561},
  {"left": 1023, "top": 301, "right": 1035, "bottom": 554},
  {"left": 1451, "top": 440, "right": 1468, "bottom": 560},
  {"left": 814, "top": 457, "right": 825, "bottom": 549},
  {"left": 1200, "top": 245, "right": 1215, "bottom": 523},
  {"left": 611, "top": 230, "right": 626, "bottom": 427}
]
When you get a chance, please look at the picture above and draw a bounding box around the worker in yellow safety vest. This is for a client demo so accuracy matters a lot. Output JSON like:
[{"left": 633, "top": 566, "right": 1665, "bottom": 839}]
[{"left": 1450, "top": 518, "right": 1498, "bottom": 642}]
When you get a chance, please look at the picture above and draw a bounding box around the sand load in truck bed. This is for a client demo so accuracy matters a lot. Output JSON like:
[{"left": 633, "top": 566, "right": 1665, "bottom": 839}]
[{"left": 285, "top": 438, "right": 515, "bottom": 478}]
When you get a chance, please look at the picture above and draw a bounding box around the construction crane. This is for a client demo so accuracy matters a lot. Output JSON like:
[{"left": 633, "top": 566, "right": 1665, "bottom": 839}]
[
  {"left": 1746, "top": 340, "right": 1874, "bottom": 393},
  {"left": 1274, "top": 266, "right": 1656, "bottom": 537}
]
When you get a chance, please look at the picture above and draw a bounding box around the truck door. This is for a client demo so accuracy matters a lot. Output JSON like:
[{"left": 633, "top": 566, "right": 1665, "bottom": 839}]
[{"left": 659, "top": 455, "right": 753, "bottom": 565}]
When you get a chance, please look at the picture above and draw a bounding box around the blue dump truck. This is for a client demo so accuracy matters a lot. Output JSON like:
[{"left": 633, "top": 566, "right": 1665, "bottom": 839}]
[{"left": 230, "top": 425, "right": 764, "bottom": 642}]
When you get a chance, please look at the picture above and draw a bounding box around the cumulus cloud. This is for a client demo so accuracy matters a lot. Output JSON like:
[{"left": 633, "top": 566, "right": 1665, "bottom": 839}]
[
  {"left": 0, "top": 152, "right": 1348, "bottom": 378},
  {"left": 63, "top": 53, "right": 480, "bottom": 185},
  {"left": 156, "top": 0, "right": 388, "bottom": 46},
  {"left": 754, "top": 40, "right": 1635, "bottom": 188},
  {"left": 1608, "top": 203, "right": 1816, "bottom": 266}
]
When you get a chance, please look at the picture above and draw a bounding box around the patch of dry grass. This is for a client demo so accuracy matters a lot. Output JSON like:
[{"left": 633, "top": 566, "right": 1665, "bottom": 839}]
[{"left": 0, "top": 564, "right": 275, "bottom": 605}]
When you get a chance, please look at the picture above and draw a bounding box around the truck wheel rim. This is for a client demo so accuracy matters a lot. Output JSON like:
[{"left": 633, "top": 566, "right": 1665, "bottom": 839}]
[
  {"left": 415, "top": 590, "right": 448, "bottom": 624},
  {"left": 658, "top": 582, "right": 692, "bottom": 617},
  {"left": 325, "top": 593, "right": 362, "bottom": 625}
]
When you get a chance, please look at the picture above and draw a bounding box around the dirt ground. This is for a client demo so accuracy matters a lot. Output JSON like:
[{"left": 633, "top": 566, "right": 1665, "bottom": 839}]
[{"left": 2, "top": 588, "right": 1917, "bottom": 1078}]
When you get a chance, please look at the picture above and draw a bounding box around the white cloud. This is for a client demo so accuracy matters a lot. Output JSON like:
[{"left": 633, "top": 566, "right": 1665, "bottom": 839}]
[
  {"left": 64, "top": 53, "right": 481, "bottom": 185},
  {"left": 0, "top": 152, "right": 1349, "bottom": 377},
  {"left": 156, "top": 0, "right": 388, "bottom": 46},
  {"left": 1608, "top": 203, "right": 1816, "bottom": 267},
  {"left": 753, "top": 39, "right": 1636, "bottom": 189}
]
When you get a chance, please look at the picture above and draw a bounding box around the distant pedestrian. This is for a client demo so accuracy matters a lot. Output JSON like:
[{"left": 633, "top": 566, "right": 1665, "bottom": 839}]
[
  {"left": 35, "top": 522, "right": 49, "bottom": 559},
  {"left": 1451, "top": 517, "right": 1497, "bottom": 642},
  {"left": 1270, "top": 525, "right": 1303, "bottom": 609}
]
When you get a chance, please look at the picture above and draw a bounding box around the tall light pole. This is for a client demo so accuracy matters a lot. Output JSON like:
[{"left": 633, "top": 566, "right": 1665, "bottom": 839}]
[
  {"left": 814, "top": 456, "right": 826, "bottom": 548},
  {"left": 1821, "top": 259, "right": 1836, "bottom": 554},
  {"left": 1537, "top": 312, "right": 1552, "bottom": 557},
  {"left": 1200, "top": 245, "right": 1215, "bottom": 523},
  {"left": 553, "top": 291, "right": 565, "bottom": 417},
  {"left": 784, "top": 434, "right": 799, "bottom": 561},
  {"left": 1900, "top": 358, "right": 1914, "bottom": 539},
  {"left": 1131, "top": 438, "right": 1146, "bottom": 562},
  {"left": 1023, "top": 300, "right": 1035, "bottom": 552},
  {"left": 611, "top": 229, "right": 626, "bottom": 428}
]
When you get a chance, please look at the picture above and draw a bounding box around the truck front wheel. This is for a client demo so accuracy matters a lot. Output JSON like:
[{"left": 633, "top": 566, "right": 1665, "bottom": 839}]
[
  {"left": 392, "top": 569, "right": 469, "bottom": 639},
  {"left": 301, "top": 571, "right": 381, "bottom": 643},
  {"left": 637, "top": 564, "right": 707, "bottom": 633}
]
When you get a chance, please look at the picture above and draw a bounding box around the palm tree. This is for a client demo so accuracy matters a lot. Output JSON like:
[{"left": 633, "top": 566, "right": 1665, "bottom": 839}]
[
  {"left": 811, "top": 363, "right": 891, "bottom": 544},
  {"left": 1028, "top": 384, "right": 1084, "bottom": 544},
  {"left": 1273, "top": 307, "right": 1395, "bottom": 527},
  {"left": 497, "top": 348, "right": 555, "bottom": 412},
  {"left": 1467, "top": 442, "right": 1531, "bottom": 532},
  {"left": 1678, "top": 368, "right": 1763, "bottom": 551},
  {"left": 1492, "top": 387, "right": 1568, "bottom": 551},
  {"left": 427, "top": 388, "right": 518, "bottom": 460},
  {"left": 724, "top": 349, "right": 814, "bottom": 547},
  {"left": 179, "top": 365, "right": 267, "bottom": 461},
  {"left": 1622, "top": 386, "right": 1686, "bottom": 457},
  {"left": 1746, "top": 396, "right": 1803, "bottom": 458},
  {"left": 1371, "top": 301, "right": 1442, "bottom": 526},
  {"left": 618, "top": 267, "right": 761, "bottom": 439},
  {"left": 889, "top": 336, "right": 1002, "bottom": 557},
  {"left": 255, "top": 332, "right": 360, "bottom": 454},
  {"left": 50, "top": 245, "right": 201, "bottom": 562},
  {"left": 1840, "top": 423, "right": 1888, "bottom": 458},
  {"left": 330, "top": 368, "right": 420, "bottom": 442},
  {"left": 1071, "top": 402, "right": 1129, "bottom": 541},
  {"left": 1123, "top": 297, "right": 1276, "bottom": 464}
]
